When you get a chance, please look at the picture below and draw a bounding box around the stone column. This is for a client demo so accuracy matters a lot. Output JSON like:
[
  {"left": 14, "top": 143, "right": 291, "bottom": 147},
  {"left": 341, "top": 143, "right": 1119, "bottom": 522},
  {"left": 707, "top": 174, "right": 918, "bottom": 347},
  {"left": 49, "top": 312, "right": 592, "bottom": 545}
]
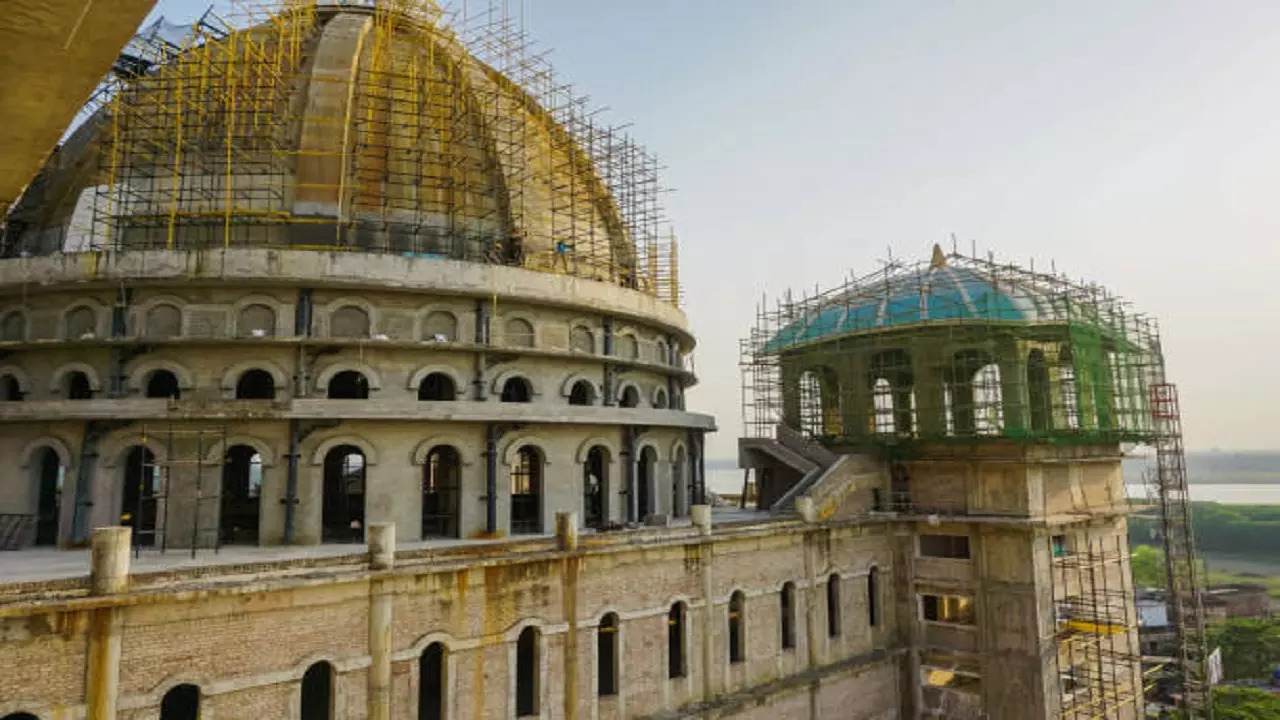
[
  {"left": 558, "top": 511, "right": 580, "bottom": 720},
  {"left": 690, "top": 504, "right": 716, "bottom": 700},
  {"left": 86, "top": 527, "right": 131, "bottom": 720},
  {"left": 367, "top": 523, "right": 394, "bottom": 720}
]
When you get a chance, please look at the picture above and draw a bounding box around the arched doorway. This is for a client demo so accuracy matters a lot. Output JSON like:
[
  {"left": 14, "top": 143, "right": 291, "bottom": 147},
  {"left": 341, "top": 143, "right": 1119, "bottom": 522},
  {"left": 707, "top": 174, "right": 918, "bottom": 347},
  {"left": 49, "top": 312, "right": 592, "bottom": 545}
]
[
  {"left": 160, "top": 684, "right": 200, "bottom": 720},
  {"left": 235, "top": 369, "right": 276, "bottom": 400},
  {"left": 121, "top": 446, "right": 158, "bottom": 546},
  {"left": 636, "top": 446, "right": 657, "bottom": 520},
  {"left": 327, "top": 370, "right": 369, "bottom": 399},
  {"left": 418, "top": 642, "right": 446, "bottom": 720},
  {"left": 221, "top": 445, "right": 262, "bottom": 545},
  {"left": 65, "top": 371, "right": 93, "bottom": 399},
  {"left": 583, "top": 446, "right": 607, "bottom": 528},
  {"left": 510, "top": 446, "right": 542, "bottom": 534},
  {"left": 301, "top": 661, "right": 333, "bottom": 720},
  {"left": 418, "top": 373, "right": 456, "bottom": 401},
  {"left": 145, "top": 370, "right": 181, "bottom": 399},
  {"left": 422, "top": 446, "right": 460, "bottom": 539},
  {"left": 322, "top": 446, "right": 365, "bottom": 542},
  {"left": 33, "top": 447, "right": 64, "bottom": 546}
]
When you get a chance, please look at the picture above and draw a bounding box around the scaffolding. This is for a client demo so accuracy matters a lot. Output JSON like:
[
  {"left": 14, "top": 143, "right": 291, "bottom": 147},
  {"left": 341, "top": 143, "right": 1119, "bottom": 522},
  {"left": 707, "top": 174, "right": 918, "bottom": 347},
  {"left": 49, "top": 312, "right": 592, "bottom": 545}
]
[
  {"left": 134, "top": 422, "right": 228, "bottom": 558},
  {"left": 8, "top": 0, "right": 681, "bottom": 306},
  {"left": 1049, "top": 535, "right": 1142, "bottom": 719}
]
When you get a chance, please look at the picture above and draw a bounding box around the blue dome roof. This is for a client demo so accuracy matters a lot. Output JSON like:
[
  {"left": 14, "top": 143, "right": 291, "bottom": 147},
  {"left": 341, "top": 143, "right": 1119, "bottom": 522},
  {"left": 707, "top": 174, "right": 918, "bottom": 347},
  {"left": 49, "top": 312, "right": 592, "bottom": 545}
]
[{"left": 767, "top": 262, "right": 1060, "bottom": 350}]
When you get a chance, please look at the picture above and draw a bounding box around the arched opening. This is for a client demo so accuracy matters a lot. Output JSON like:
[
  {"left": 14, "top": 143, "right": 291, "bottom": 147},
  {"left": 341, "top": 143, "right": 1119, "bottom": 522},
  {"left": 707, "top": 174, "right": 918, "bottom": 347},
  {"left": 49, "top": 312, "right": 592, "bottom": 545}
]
[
  {"left": 1, "top": 713, "right": 39, "bottom": 720},
  {"left": 422, "top": 311, "right": 458, "bottom": 342},
  {"left": 510, "top": 446, "right": 542, "bottom": 534},
  {"left": 330, "top": 305, "right": 370, "bottom": 338},
  {"left": 236, "top": 369, "right": 276, "bottom": 400},
  {"left": 500, "top": 377, "right": 532, "bottom": 403},
  {"left": 327, "top": 370, "right": 370, "bottom": 400},
  {"left": 868, "top": 567, "right": 880, "bottom": 627},
  {"left": 33, "top": 448, "right": 64, "bottom": 546},
  {"left": 871, "top": 377, "right": 895, "bottom": 434},
  {"left": 584, "top": 446, "right": 607, "bottom": 528},
  {"left": 1060, "top": 347, "right": 1080, "bottom": 430},
  {"left": 949, "top": 350, "right": 999, "bottom": 436},
  {"left": 598, "top": 613, "right": 620, "bottom": 697},
  {"left": 827, "top": 573, "right": 842, "bottom": 637},
  {"left": 973, "top": 363, "right": 1004, "bottom": 435},
  {"left": 121, "top": 446, "right": 158, "bottom": 545},
  {"left": 418, "top": 643, "right": 446, "bottom": 720},
  {"left": 654, "top": 388, "right": 668, "bottom": 410},
  {"left": 422, "top": 446, "right": 460, "bottom": 539},
  {"left": 221, "top": 445, "right": 262, "bottom": 545},
  {"left": 615, "top": 334, "right": 638, "bottom": 361},
  {"left": 66, "top": 305, "right": 97, "bottom": 338},
  {"left": 301, "top": 661, "right": 334, "bottom": 720},
  {"left": 568, "top": 380, "right": 593, "bottom": 406},
  {"left": 322, "top": 446, "right": 365, "bottom": 542},
  {"left": 636, "top": 446, "right": 657, "bottom": 520},
  {"left": 780, "top": 582, "right": 796, "bottom": 650},
  {"left": 0, "top": 374, "right": 23, "bottom": 401},
  {"left": 672, "top": 447, "right": 689, "bottom": 518},
  {"left": 160, "top": 684, "right": 199, "bottom": 720},
  {"left": 237, "top": 303, "right": 276, "bottom": 338},
  {"left": 656, "top": 340, "right": 670, "bottom": 365},
  {"left": 0, "top": 311, "right": 25, "bottom": 342},
  {"left": 668, "top": 602, "right": 687, "bottom": 678},
  {"left": 570, "top": 326, "right": 594, "bottom": 354},
  {"left": 418, "top": 373, "right": 456, "bottom": 401},
  {"left": 505, "top": 318, "right": 535, "bottom": 348},
  {"left": 65, "top": 371, "right": 93, "bottom": 399},
  {"left": 145, "top": 370, "right": 181, "bottom": 399},
  {"left": 619, "top": 385, "right": 640, "bottom": 409},
  {"left": 516, "top": 627, "right": 540, "bottom": 717},
  {"left": 1027, "top": 349, "right": 1051, "bottom": 433},
  {"left": 869, "top": 350, "right": 914, "bottom": 437},
  {"left": 728, "top": 590, "right": 745, "bottom": 664},
  {"left": 145, "top": 304, "right": 182, "bottom": 339}
]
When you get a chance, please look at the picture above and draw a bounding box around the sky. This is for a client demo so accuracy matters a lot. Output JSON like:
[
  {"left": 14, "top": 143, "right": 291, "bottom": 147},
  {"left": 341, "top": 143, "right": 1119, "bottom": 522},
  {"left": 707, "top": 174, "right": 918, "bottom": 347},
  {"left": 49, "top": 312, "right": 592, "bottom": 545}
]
[{"left": 149, "top": 0, "right": 1280, "bottom": 460}]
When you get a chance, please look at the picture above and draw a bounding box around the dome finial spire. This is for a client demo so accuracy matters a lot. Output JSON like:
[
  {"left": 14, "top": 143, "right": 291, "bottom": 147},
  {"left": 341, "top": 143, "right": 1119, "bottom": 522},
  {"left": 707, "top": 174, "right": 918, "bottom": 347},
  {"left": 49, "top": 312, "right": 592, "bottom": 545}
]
[{"left": 930, "top": 243, "right": 948, "bottom": 269}]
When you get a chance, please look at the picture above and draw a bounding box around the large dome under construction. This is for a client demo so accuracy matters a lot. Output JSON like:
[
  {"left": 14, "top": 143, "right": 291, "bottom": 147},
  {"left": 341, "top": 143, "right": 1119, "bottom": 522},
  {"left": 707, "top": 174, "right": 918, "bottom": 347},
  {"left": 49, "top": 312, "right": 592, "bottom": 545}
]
[{"left": 5, "top": 0, "right": 677, "bottom": 298}]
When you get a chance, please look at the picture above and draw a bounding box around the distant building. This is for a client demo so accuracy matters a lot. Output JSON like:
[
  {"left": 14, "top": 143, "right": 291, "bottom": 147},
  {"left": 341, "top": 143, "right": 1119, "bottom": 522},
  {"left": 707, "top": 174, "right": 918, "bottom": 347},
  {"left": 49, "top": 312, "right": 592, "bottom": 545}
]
[{"left": 1204, "top": 584, "right": 1271, "bottom": 621}]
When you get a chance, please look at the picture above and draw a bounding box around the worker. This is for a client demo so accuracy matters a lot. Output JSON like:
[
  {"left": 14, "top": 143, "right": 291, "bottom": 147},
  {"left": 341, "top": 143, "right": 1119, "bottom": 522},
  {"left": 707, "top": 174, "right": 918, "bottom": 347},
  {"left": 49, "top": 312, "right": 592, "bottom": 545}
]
[
  {"left": 553, "top": 238, "right": 575, "bottom": 273},
  {"left": 505, "top": 230, "right": 525, "bottom": 267}
]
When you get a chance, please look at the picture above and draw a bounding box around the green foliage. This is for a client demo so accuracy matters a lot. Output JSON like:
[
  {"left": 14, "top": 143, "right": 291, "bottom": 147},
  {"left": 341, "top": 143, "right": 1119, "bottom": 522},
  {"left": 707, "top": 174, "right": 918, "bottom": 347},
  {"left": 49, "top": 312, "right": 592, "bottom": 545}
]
[
  {"left": 1131, "top": 544, "right": 1167, "bottom": 588},
  {"left": 1211, "top": 619, "right": 1280, "bottom": 682},
  {"left": 1213, "top": 686, "right": 1280, "bottom": 720},
  {"left": 1130, "top": 503, "right": 1280, "bottom": 558}
]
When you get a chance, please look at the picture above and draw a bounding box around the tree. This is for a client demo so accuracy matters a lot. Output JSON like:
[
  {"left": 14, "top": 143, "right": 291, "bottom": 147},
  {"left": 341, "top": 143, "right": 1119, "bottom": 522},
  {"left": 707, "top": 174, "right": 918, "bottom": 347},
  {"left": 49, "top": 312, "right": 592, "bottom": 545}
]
[
  {"left": 1210, "top": 619, "right": 1280, "bottom": 682},
  {"left": 1213, "top": 686, "right": 1280, "bottom": 720},
  {"left": 1131, "top": 544, "right": 1167, "bottom": 589}
]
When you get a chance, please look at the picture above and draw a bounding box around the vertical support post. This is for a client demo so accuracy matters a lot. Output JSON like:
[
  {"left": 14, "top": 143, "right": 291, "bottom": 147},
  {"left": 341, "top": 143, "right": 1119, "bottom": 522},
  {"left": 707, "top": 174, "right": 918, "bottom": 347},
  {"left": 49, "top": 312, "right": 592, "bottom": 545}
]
[
  {"left": 87, "top": 527, "right": 131, "bottom": 720},
  {"left": 367, "top": 522, "right": 395, "bottom": 720},
  {"left": 485, "top": 423, "right": 498, "bottom": 534},
  {"left": 691, "top": 504, "right": 715, "bottom": 700},
  {"left": 560, "top": 511, "right": 581, "bottom": 720},
  {"left": 622, "top": 425, "right": 636, "bottom": 523},
  {"left": 473, "top": 298, "right": 490, "bottom": 401},
  {"left": 284, "top": 418, "right": 300, "bottom": 545}
]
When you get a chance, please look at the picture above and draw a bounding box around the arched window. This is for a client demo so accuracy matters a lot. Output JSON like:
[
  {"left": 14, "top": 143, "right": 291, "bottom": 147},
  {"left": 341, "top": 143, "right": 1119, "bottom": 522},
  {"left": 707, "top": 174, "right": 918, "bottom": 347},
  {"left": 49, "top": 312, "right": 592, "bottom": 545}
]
[
  {"left": 65, "top": 371, "right": 93, "bottom": 400},
  {"left": 868, "top": 567, "right": 880, "bottom": 628},
  {"left": 0, "top": 374, "right": 23, "bottom": 401},
  {"left": 510, "top": 446, "right": 542, "bottom": 534},
  {"left": 418, "top": 643, "right": 446, "bottom": 720},
  {"left": 636, "top": 446, "right": 656, "bottom": 521},
  {"left": 121, "top": 446, "right": 158, "bottom": 545},
  {"left": 827, "top": 573, "right": 842, "bottom": 637},
  {"left": 422, "top": 446, "right": 460, "bottom": 539},
  {"left": 598, "top": 613, "right": 619, "bottom": 697},
  {"left": 780, "top": 582, "right": 797, "bottom": 651},
  {"left": 322, "top": 446, "right": 365, "bottom": 542},
  {"left": 872, "top": 377, "right": 894, "bottom": 434},
  {"left": 66, "top": 306, "right": 97, "bottom": 339},
  {"left": 500, "top": 377, "right": 532, "bottom": 403},
  {"left": 237, "top": 303, "right": 276, "bottom": 338},
  {"left": 516, "top": 627, "right": 540, "bottom": 717},
  {"left": 505, "top": 318, "right": 535, "bottom": 348},
  {"left": 615, "top": 334, "right": 638, "bottom": 361},
  {"left": 584, "top": 446, "right": 607, "bottom": 529},
  {"left": 800, "top": 367, "right": 843, "bottom": 437},
  {"left": 221, "top": 446, "right": 262, "bottom": 545},
  {"left": 656, "top": 340, "right": 670, "bottom": 365},
  {"left": 331, "top": 305, "right": 370, "bottom": 339},
  {"left": 568, "top": 380, "right": 593, "bottom": 406},
  {"left": 1027, "top": 350, "right": 1051, "bottom": 433},
  {"left": 327, "top": 370, "right": 369, "bottom": 400},
  {"left": 973, "top": 363, "right": 1004, "bottom": 435},
  {"left": 145, "top": 370, "right": 181, "bottom": 399},
  {"left": 1, "top": 310, "right": 26, "bottom": 342},
  {"left": 236, "top": 369, "right": 276, "bottom": 400},
  {"left": 654, "top": 388, "right": 668, "bottom": 410},
  {"left": 1, "top": 713, "right": 40, "bottom": 720},
  {"left": 422, "top": 311, "right": 457, "bottom": 342},
  {"left": 672, "top": 447, "right": 688, "bottom": 518},
  {"left": 1060, "top": 347, "right": 1080, "bottom": 430},
  {"left": 619, "top": 385, "right": 640, "bottom": 409},
  {"left": 570, "top": 326, "right": 594, "bottom": 354},
  {"left": 668, "top": 602, "right": 687, "bottom": 678},
  {"left": 301, "top": 661, "right": 334, "bottom": 720},
  {"left": 145, "top": 304, "right": 182, "bottom": 339},
  {"left": 34, "top": 448, "right": 64, "bottom": 546},
  {"left": 728, "top": 590, "right": 746, "bottom": 664},
  {"left": 160, "top": 684, "right": 200, "bottom": 720},
  {"left": 419, "top": 373, "right": 456, "bottom": 401}
]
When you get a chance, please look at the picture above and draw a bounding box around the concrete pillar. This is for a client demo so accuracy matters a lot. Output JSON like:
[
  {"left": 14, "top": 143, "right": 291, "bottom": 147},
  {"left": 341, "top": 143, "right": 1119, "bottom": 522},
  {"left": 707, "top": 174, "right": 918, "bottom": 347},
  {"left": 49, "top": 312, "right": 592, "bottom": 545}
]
[
  {"left": 367, "top": 523, "right": 394, "bottom": 720},
  {"left": 795, "top": 497, "right": 816, "bottom": 523},
  {"left": 555, "top": 511, "right": 579, "bottom": 551},
  {"left": 86, "top": 527, "right": 130, "bottom": 720},
  {"left": 690, "top": 504, "right": 712, "bottom": 537}
]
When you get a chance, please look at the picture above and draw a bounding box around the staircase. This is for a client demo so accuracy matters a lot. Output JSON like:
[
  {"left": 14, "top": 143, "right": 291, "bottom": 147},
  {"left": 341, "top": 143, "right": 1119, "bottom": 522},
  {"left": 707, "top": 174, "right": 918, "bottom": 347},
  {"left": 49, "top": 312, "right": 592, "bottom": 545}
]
[{"left": 740, "top": 425, "right": 882, "bottom": 519}]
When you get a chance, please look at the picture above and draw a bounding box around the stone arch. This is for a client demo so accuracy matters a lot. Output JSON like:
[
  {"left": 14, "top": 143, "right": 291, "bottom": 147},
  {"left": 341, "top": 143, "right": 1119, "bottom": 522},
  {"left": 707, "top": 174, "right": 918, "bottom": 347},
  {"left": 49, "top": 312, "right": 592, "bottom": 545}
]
[
  {"left": 48, "top": 362, "right": 103, "bottom": 394},
  {"left": 403, "top": 631, "right": 458, "bottom": 661},
  {"left": 136, "top": 676, "right": 212, "bottom": 716},
  {"left": 220, "top": 360, "right": 289, "bottom": 397},
  {"left": 559, "top": 372, "right": 600, "bottom": 400},
  {"left": 500, "top": 435, "right": 554, "bottom": 466},
  {"left": 0, "top": 365, "right": 30, "bottom": 395},
  {"left": 322, "top": 296, "right": 376, "bottom": 334},
  {"left": 234, "top": 299, "right": 278, "bottom": 338},
  {"left": 502, "top": 314, "right": 537, "bottom": 348},
  {"left": 314, "top": 362, "right": 383, "bottom": 393},
  {"left": 99, "top": 433, "right": 170, "bottom": 468},
  {"left": 569, "top": 322, "right": 595, "bottom": 354},
  {"left": 634, "top": 437, "right": 666, "bottom": 463},
  {"left": 407, "top": 365, "right": 467, "bottom": 393},
  {"left": 141, "top": 301, "right": 184, "bottom": 339},
  {"left": 309, "top": 435, "right": 379, "bottom": 466},
  {"left": 616, "top": 380, "right": 642, "bottom": 408},
  {"left": 411, "top": 436, "right": 477, "bottom": 466},
  {"left": 127, "top": 359, "right": 195, "bottom": 394},
  {"left": 614, "top": 330, "right": 639, "bottom": 361},
  {"left": 201, "top": 436, "right": 278, "bottom": 468},
  {"left": 668, "top": 438, "right": 689, "bottom": 463},
  {"left": 63, "top": 300, "right": 104, "bottom": 339},
  {"left": 0, "top": 306, "right": 29, "bottom": 342},
  {"left": 651, "top": 385, "right": 670, "bottom": 409},
  {"left": 574, "top": 436, "right": 621, "bottom": 464},
  {"left": 19, "top": 436, "right": 75, "bottom": 471},
  {"left": 489, "top": 367, "right": 537, "bottom": 398},
  {"left": 420, "top": 309, "right": 459, "bottom": 342}
]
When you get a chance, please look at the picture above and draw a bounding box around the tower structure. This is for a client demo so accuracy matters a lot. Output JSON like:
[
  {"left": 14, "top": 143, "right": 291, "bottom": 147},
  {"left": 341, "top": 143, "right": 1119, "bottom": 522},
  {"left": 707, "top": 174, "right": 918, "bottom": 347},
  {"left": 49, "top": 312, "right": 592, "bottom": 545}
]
[{"left": 740, "top": 245, "right": 1209, "bottom": 719}]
